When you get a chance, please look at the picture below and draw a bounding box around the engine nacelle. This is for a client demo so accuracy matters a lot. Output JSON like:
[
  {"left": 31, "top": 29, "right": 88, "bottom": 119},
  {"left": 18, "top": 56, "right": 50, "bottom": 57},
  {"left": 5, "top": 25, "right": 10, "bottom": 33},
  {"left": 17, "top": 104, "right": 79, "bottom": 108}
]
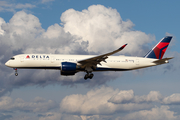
[{"left": 61, "top": 62, "right": 77, "bottom": 76}]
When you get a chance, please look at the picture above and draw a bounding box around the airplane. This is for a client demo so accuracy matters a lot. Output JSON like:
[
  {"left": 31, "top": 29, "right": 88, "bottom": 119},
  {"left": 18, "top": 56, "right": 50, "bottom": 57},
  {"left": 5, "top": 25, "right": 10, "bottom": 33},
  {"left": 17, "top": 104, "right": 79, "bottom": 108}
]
[{"left": 5, "top": 36, "right": 173, "bottom": 80}]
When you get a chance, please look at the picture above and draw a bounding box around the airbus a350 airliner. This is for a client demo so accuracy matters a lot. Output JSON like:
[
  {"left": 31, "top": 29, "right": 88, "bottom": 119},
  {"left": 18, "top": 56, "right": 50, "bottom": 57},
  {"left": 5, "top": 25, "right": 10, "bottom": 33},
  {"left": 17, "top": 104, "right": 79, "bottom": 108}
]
[{"left": 5, "top": 36, "right": 173, "bottom": 79}]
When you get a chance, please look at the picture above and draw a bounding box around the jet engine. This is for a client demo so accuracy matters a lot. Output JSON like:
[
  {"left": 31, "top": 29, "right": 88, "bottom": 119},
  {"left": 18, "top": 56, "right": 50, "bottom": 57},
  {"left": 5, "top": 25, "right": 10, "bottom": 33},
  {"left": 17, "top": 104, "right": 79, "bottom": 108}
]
[{"left": 61, "top": 62, "right": 77, "bottom": 76}]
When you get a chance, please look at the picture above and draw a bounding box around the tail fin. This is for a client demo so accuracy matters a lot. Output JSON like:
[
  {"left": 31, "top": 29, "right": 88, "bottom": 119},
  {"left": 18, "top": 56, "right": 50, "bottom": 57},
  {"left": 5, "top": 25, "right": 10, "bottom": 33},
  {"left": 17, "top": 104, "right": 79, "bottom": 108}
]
[{"left": 144, "top": 36, "right": 172, "bottom": 59}]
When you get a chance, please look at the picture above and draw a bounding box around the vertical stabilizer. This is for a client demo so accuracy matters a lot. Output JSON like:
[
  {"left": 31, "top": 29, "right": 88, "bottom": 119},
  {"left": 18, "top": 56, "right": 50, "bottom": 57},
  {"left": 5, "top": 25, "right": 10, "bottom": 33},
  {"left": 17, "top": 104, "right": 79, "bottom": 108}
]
[{"left": 144, "top": 36, "right": 172, "bottom": 59}]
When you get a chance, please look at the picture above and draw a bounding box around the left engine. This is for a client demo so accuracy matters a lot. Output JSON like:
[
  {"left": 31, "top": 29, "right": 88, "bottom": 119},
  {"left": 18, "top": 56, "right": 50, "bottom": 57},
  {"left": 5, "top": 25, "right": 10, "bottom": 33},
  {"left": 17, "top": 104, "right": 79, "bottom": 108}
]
[{"left": 61, "top": 62, "right": 77, "bottom": 76}]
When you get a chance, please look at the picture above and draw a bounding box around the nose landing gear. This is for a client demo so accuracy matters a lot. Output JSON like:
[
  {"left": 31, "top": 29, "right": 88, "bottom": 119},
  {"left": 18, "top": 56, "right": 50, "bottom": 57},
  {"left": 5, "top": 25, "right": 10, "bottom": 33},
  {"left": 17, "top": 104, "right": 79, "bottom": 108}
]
[
  {"left": 14, "top": 68, "right": 18, "bottom": 76},
  {"left": 15, "top": 73, "right": 18, "bottom": 76}
]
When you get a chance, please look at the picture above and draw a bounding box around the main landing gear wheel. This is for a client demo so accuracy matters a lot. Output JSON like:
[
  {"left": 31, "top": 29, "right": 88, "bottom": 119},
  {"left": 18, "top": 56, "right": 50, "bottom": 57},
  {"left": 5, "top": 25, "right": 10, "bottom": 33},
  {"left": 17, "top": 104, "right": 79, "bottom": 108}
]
[
  {"left": 84, "top": 73, "right": 94, "bottom": 80},
  {"left": 84, "top": 74, "right": 89, "bottom": 80},
  {"left": 89, "top": 73, "right": 94, "bottom": 79}
]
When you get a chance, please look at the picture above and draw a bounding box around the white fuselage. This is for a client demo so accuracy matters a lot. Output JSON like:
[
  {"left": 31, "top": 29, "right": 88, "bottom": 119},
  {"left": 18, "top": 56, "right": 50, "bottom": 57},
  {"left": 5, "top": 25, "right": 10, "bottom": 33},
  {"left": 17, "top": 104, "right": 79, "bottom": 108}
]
[{"left": 5, "top": 54, "right": 158, "bottom": 71}]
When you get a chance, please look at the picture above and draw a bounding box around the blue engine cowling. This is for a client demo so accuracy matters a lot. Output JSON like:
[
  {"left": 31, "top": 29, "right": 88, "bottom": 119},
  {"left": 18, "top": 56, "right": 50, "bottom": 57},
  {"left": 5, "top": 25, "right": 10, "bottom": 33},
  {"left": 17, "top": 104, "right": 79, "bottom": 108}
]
[{"left": 61, "top": 62, "right": 77, "bottom": 76}]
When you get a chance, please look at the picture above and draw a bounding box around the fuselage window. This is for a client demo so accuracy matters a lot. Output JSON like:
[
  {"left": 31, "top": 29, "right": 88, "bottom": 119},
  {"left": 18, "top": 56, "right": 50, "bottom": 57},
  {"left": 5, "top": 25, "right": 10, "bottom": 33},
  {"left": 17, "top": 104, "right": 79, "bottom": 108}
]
[{"left": 10, "top": 58, "right": 15, "bottom": 60}]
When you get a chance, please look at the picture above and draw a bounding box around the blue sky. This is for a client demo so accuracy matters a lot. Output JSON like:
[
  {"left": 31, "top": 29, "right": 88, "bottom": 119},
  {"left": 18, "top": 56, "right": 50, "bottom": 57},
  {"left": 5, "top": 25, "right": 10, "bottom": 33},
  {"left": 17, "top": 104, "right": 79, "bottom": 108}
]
[{"left": 0, "top": 0, "right": 180, "bottom": 120}]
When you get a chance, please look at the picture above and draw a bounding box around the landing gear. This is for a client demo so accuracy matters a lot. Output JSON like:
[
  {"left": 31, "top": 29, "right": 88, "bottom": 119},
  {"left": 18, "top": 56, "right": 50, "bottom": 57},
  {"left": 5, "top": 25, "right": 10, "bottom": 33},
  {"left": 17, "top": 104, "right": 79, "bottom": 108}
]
[
  {"left": 89, "top": 73, "right": 94, "bottom": 79},
  {"left": 84, "top": 67, "right": 94, "bottom": 80},
  {"left": 84, "top": 74, "right": 88, "bottom": 80},
  {"left": 14, "top": 68, "right": 18, "bottom": 76},
  {"left": 15, "top": 73, "right": 18, "bottom": 76},
  {"left": 84, "top": 73, "right": 94, "bottom": 80}
]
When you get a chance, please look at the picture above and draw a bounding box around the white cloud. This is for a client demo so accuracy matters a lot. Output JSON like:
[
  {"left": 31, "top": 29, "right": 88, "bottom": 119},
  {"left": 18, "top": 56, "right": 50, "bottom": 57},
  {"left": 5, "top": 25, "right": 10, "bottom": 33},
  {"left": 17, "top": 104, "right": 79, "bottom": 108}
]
[
  {"left": 38, "top": 112, "right": 85, "bottom": 120},
  {"left": 1, "top": 11, "right": 43, "bottom": 51},
  {"left": 0, "top": 1, "right": 36, "bottom": 13},
  {"left": 1, "top": 87, "right": 180, "bottom": 120},
  {"left": 80, "top": 115, "right": 113, "bottom": 120},
  {"left": 43, "top": 23, "right": 64, "bottom": 39},
  {"left": 121, "top": 106, "right": 177, "bottom": 120},
  {"left": 108, "top": 89, "right": 134, "bottom": 104},
  {"left": 0, "top": 1, "right": 12, "bottom": 7},
  {"left": 15, "top": 3, "right": 36, "bottom": 9},
  {"left": 60, "top": 86, "right": 152, "bottom": 115},
  {"left": 7, "top": 11, "right": 42, "bottom": 35},
  {"left": 59, "top": 86, "right": 180, "bottom": 117},
  {"left": 108, "top": 90, "right": 163, "bottom": 104},
  {"left": 0, "top": 96, "right": 58, "bottom": 113},
  {"left": 163, "top": 93, "right": 180, "bottom": 105},
  {"left": 61, "top": 5, "right": 155, "bottom": 56},
  {"left": 0, "top": 17, "right": 5, "bottom": 35}
]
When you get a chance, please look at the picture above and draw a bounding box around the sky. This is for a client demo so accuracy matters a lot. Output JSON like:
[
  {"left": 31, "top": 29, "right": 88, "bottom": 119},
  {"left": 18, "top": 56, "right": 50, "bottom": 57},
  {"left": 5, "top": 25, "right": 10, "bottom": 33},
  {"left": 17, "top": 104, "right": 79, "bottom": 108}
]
[{"left": 0, "top": 0, "right": 180, "bottom": 120}]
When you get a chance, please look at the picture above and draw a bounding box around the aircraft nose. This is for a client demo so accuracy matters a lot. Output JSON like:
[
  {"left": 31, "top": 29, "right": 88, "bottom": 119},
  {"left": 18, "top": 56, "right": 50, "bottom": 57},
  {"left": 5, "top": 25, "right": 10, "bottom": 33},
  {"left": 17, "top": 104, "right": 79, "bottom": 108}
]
[{"left": 5, "top": 61, "right": 10, "bottom": 66}]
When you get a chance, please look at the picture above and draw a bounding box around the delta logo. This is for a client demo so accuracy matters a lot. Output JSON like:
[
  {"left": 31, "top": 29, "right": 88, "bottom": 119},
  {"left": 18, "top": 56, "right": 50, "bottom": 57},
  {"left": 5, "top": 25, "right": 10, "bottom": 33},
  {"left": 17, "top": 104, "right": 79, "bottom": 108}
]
[
  {"left": 32, "top": 55, "right": 49, "bottom": 59},
  {"left": 26, "top": 55, "right": 30, "bottom": 59},
  {"left": 26, "top": 55, "right": 50, "bottom": 59}
]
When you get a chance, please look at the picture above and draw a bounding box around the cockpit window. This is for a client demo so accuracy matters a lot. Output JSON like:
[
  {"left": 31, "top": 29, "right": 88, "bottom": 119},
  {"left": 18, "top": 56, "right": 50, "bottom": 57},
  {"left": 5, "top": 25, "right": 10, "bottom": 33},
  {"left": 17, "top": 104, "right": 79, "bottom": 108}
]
[{"left": 10, "top": 58, "right": 15, "bottom": 60}]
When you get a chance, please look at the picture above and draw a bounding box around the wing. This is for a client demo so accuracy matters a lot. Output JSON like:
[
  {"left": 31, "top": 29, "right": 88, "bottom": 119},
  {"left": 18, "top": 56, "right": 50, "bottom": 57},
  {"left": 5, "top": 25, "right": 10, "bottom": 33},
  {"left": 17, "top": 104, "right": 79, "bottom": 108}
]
[{"left": 77, "top": 44, "right": 127, "bottom": 68}]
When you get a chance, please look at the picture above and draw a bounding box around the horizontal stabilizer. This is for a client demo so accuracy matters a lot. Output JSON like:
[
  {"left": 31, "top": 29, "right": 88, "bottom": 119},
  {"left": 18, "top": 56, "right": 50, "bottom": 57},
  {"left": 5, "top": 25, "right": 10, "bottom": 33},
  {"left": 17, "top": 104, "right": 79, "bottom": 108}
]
[{"left": 152, "top": 57, "right": 174, "bottom": 64}]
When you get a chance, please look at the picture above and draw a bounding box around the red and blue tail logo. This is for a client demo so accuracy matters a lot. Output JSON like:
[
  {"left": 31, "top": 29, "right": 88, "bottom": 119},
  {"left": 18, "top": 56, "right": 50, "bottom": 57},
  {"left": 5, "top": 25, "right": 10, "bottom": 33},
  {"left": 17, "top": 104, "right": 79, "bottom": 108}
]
[{"left": 144, "top": 36, "right": 172, "bottom": 59}]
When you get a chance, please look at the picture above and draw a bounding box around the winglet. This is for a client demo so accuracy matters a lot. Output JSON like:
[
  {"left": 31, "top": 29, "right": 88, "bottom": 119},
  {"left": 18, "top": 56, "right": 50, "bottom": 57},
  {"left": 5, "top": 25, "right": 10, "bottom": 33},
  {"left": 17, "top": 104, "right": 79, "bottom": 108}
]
[{"left": 119, "top": 44, "right": 127, "bottom": 50}]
